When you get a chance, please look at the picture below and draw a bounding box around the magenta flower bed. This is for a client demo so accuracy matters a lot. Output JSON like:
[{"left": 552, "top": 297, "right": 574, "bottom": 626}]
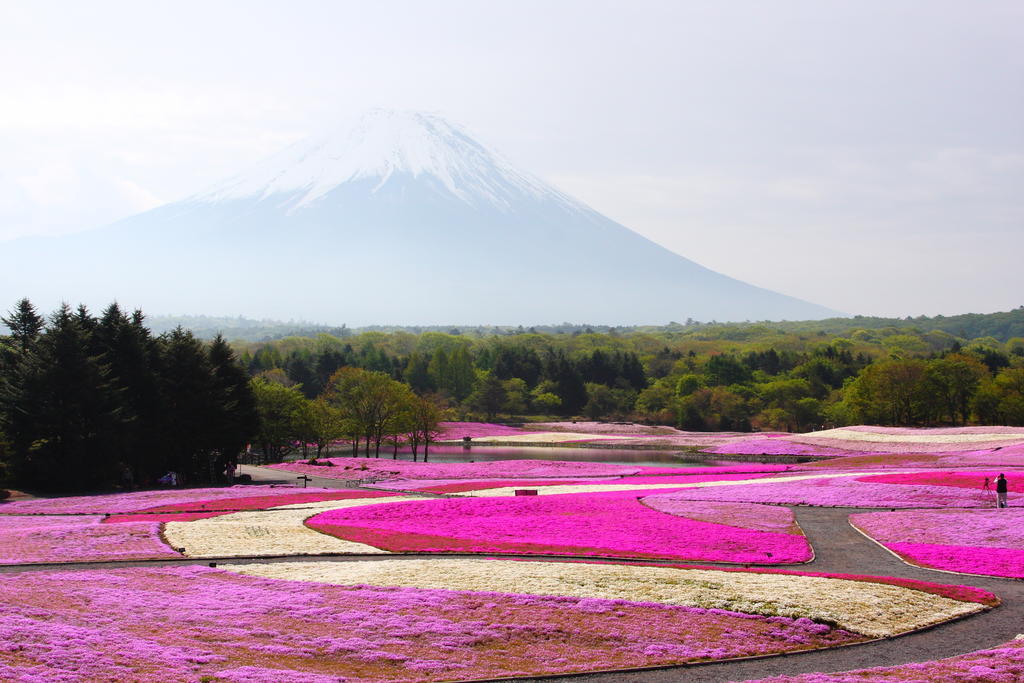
[
  {"left": 851, "top": 509, "right": 1024, "bottom": 578},
  {"left": 269, "top": 458, "right": 662, "bottom": 481},
  {"left": 0, "top": 516, "right": 177, "bottom": 564},
  {"left": 373, "top": 478, "right": 617, "bottom": 493},
  {"left": 0, "top": 485, "right": 341, "bottom": 515},
  {"left": 374, "top": 471, "right": 784, "bottom": 494},
  {"left": 102, "top": 490, "right": 396, "bottom": 523},
  {"left": 0, "top": 565, "right": 868, "bottom": 682},
  {"left": 644, "top": 474, "right": 1021, "bottom": 508},
  {"left": 747, "top": 636, "right": 1024, "bottom": 682},
  {"left": 306, "top": 491, "right": 812, "bottom": 563},
  {"left": 858, "top": 470, "right": 1024, "bottom": 492}
]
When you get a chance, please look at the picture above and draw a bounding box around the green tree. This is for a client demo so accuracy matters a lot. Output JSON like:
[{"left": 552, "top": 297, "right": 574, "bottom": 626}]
[
  {"left": 406, "top": 394, "right": 446, "bottom": 461},
  {"left": 1, "top": 298, "right": 44, "bottom": 355},
  {"left": 470, "top": 371, "right": 507, "bottom": 420},
  {"left": 925, "top": 354, "right": 988, "bottom": 425},
  {"left": 502, "top": 377, "right": 530, "bottom": 414},
  {"left": 250, "top": 376, "right": 306, "bottom": 462}
]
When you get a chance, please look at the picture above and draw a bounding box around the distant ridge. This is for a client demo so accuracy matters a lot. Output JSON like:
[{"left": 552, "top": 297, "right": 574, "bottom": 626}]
[
  {"left": 0, "top": 109, "right": 841, "bottom": 325},
  {"left": 136, "top": 307, "right": 1024, "bottom": 343}
]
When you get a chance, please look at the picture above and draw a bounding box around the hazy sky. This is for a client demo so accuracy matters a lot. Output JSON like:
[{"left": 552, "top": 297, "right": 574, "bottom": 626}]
[{"left": 2, "top": 1, "right": 1021, "bottom": 318}]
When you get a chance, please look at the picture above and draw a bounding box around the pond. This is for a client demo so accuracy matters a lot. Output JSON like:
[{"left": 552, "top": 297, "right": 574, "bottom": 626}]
[{"left": 329, "top": 445, "right": 722, "bottom": 469}]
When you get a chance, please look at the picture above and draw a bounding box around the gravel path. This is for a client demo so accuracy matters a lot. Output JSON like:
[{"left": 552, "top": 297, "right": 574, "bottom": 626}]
[{"left": 4, "top": 467, "right": 1021, "bottom": 682}]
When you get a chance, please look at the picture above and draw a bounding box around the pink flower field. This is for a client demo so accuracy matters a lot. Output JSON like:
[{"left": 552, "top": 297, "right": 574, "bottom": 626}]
[
  {"left": 708, "top": 437, "right": 886, "bottom": 458},
  {"left": 269, "top": 457, "right": 703, "bottom": 481},
  {"left": 371, "top": 469, "right": 789, "bottom": 493},
  {"left": 306, "top": 491, "right": 812, "bottom": 563},
  {"left": 102, "top": 490, "right": 395, "bottom": 523},
  {"left": 748, "top": 636, "right": 1024, "bottom": 682},
  {"left": 0, "top": 490, "right": 398, "bottom": 563},
  {"left": 0, "top": 485, "right": 349, "bottom": 515},
  {"left": 851, "top": 508, "right": 1024, "bottom": 579},
  {"left": 0, "top": 565, "right": 869, "bottom": 682},
  {"left": 711, "top": 426, "right": 1024, "bottom": 466},
  {"left": 641, "top": 472, "right": 1023, "bottom": 508},
  {"left": 858, "top": 470, "right": 1024, "bottom": 492},
  {"left": 0, "top": 515, "right": 178, "bottom": 564},
  {"left": 641, "top": 499, "right": 802, "bottom": 535},
  {"left": 436, "top": 421, "right": 528, "bottom": 439}
]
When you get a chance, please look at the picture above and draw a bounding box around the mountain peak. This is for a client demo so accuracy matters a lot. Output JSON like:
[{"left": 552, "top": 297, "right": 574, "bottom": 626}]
[{"left": 196, "top": 109, "right": 573, "bottom": 212}]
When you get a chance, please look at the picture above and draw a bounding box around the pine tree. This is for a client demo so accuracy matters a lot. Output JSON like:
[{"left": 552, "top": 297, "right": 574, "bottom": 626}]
[
  {"left": 4, "top": 304, "right": 123, "bottom": 490},
  {"left": 1, "top": 298, "right": 44, "bottom": 355},
  {"left": 155, "top": 327, "right": 217, "bottom": 483},
  {"left": 208, "top": 334, "right": 258, "bottom": 477}
]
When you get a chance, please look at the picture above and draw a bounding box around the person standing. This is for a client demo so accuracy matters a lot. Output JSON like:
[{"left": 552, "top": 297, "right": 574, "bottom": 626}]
[{"left": 996, "top": 473, "right": 1008, "bottom": 508}]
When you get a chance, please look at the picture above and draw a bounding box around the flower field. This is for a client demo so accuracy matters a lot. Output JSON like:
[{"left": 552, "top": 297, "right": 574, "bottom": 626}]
[
  {"left": 712, "top": 425, "right": 1024, "bottom": 463},
  {"left": 747, "top": 634, "right": 1024, "bottom": 682},
  {"left": 164, "top": 495, "right": 421, "bottom": 558},
  {"left": 0, "top": 564, "right": 874, "bottom": 682},
  {"left": 851, "top": 509, "right": 1024, "bottom": 578},
  {"left": 225, "top": 558, "right": 994, "bottom": 639},
  {"left": 305, "top": 492, "right": 812, "bottom": 563},
  {"left": 644, "top": 470, "right": 1022, "bottom": 508},
  {"left": 641, "top": 498, "right": 802, "bottom": 534},
  {"left": 1, "top": 446, "right": 1019, "bottom": 681},
  {"left": 267, "top": 457, "right": 676, "bottom": 481},
  {"left": 370, "top": 468, "right": 791, "bottom": 493},
  {"left": 0, "top": 515, "right": 178, "bottom": 564},
  {"left": 0, "top": 485, "right": 357, "bottom": 515}
]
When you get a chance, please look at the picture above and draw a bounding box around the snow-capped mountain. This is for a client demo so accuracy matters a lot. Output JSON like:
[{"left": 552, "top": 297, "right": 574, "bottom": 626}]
[
  {"left": 0, "top": 110, "right": 840, "bottom": 325},
  {"left": 199, "top": 109, "right": 581, "bottom": 214}
]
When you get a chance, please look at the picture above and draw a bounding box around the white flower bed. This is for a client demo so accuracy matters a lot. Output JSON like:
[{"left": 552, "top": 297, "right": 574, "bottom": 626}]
[
  {"left": 222, "top": 558, "right": 982, "bottom": 639},
  {"left": 163, "top": 496, "right": 423, "bottom": 558},
  {"left": 804, "top": 428, "right": 1023, "bottom": 444}
]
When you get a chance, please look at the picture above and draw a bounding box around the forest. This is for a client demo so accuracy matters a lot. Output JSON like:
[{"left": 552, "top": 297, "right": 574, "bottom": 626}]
[{"left": 234, "top": 310, "right": 1024, "bottom": 432}]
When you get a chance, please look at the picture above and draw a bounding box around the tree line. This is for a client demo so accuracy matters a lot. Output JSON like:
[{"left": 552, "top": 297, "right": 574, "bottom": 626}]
[
  {"left": 0, "top": 300, "right": 449, "bottom": 492},
  {"left": 5, "top": 298, "right": 1024, "bottom": 491},
  {"left": 234, "top": 322, "right": 1024, "bottom": 432}
]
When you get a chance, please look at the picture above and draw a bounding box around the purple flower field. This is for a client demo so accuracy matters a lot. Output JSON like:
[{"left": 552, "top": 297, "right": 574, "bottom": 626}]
[
  {"left": 0, "top": 565, "right": 866, "bottom": 681},
  {"left": 0, "top": 515, "right": 178, "bottom": 564},
  {"left": 747, "top": 635, "right": 1024, "bottom": 682}
]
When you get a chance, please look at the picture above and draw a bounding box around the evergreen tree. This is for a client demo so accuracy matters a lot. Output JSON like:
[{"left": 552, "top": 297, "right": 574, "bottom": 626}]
[
  {"left": 155, "top": 327, "right": 218, "bottom": 483},
  {"left": 2, "top": 304, "right": 123, "bottom": 490},
  {"left": 208, "top": 335, "right": 259, "bottom": 477},
  {"left": 1, "top": 298, "right": 44, "bottom": 355}
]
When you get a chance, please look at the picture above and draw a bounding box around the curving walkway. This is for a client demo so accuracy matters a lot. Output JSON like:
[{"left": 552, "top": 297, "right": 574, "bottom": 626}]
[{"left": 2, "top": 466, "right": 1022, "bottom": 682}]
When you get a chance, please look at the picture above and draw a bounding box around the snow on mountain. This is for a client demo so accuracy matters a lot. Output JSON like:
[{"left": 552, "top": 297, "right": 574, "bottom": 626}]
[
  {"left": 0, "top": 110, "right": 842, "bottom": 325},
  {"left": 198, "top": 109, "right": 582, "bottom": 214}
]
